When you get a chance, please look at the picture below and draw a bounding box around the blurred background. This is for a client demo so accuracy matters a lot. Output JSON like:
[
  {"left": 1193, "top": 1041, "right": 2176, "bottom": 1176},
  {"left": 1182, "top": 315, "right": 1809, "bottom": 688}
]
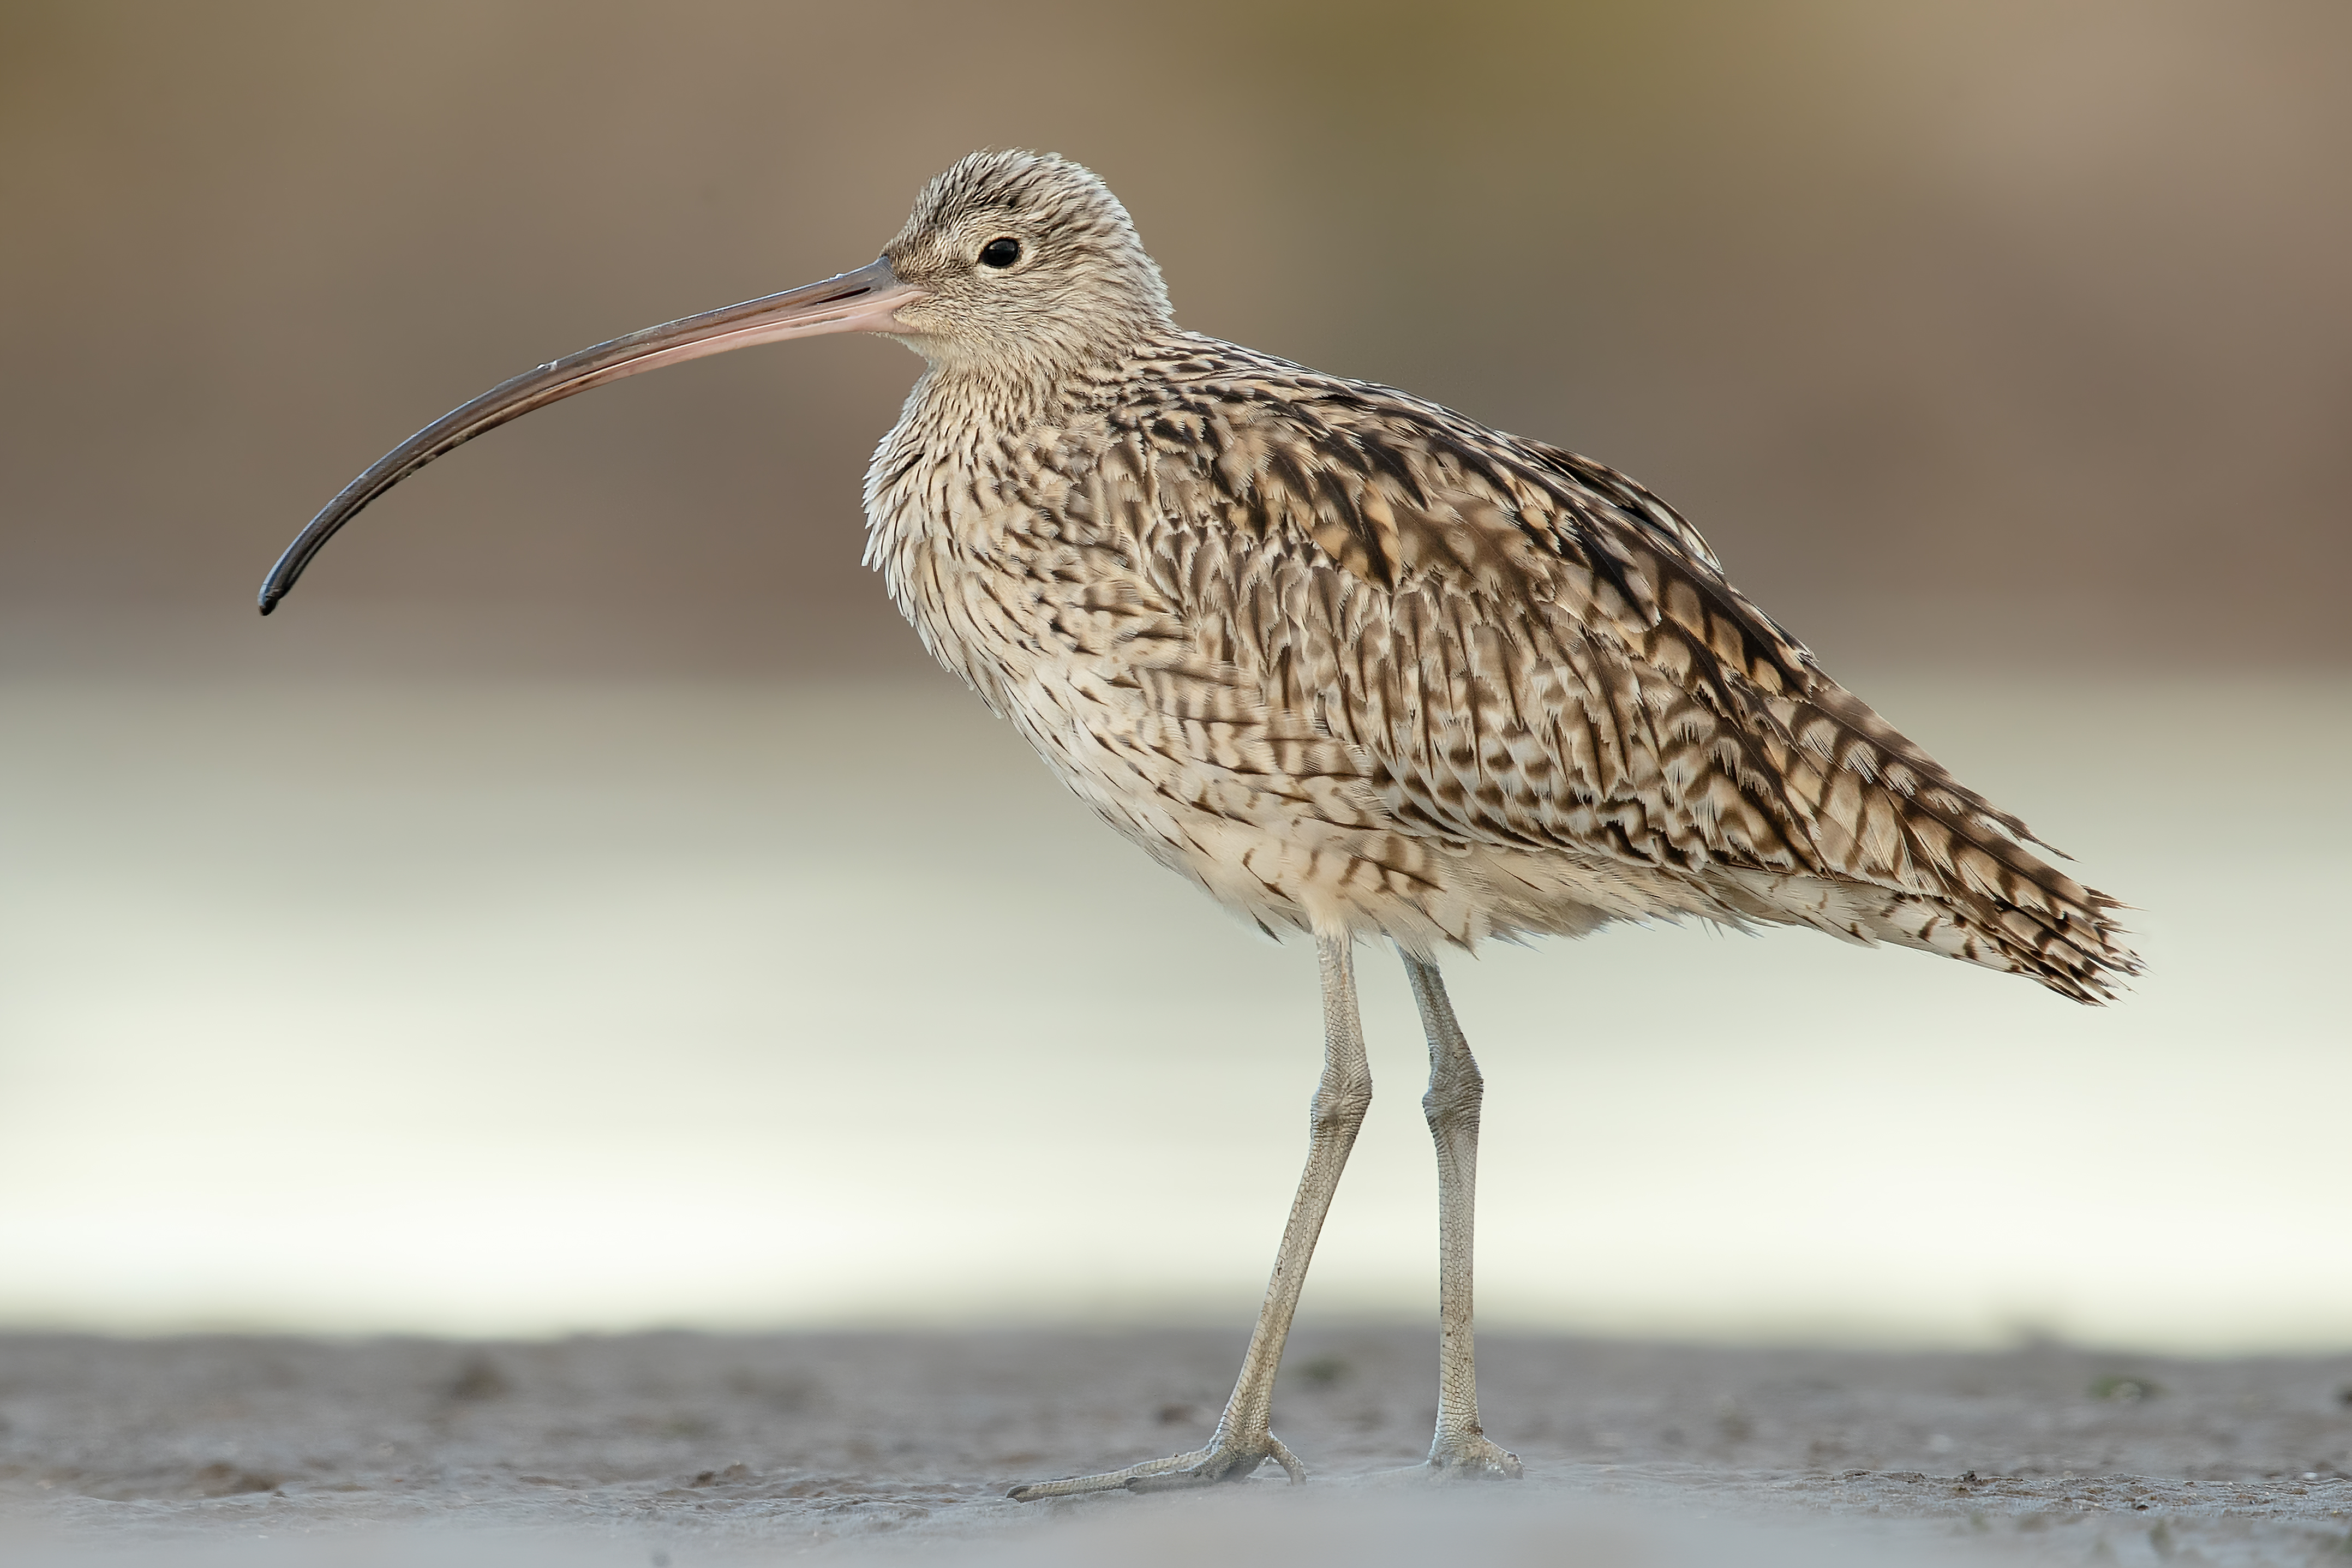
[{"left": 1, "top": 0, "right": 2344, "bottom": 1352}]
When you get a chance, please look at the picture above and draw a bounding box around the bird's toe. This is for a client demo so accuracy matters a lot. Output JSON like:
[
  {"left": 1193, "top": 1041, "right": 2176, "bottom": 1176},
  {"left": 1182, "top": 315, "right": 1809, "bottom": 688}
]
[
  {"left": 1427, "top": 1433, "right": 1524, "bottom": 1481},
  {"left": 1009, "top": 1434, "right": 1303, "bottom": 1501}
]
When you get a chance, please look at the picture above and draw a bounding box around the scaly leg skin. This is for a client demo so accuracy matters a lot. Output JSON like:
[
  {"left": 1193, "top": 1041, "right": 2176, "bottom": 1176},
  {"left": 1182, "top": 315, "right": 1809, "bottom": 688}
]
[
  {"left": 1402, "top": 951, "right": 1523, "bottom": 1481},
  {"left": 1007, "top": 935, "right": 1372, "bottom": 1501}
]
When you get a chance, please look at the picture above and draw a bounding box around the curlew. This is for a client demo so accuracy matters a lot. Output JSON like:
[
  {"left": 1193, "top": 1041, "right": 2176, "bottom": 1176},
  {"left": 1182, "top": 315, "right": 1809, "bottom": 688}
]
[{"left": 260, "top": 150, "right": 2138, "bottom": 1497}]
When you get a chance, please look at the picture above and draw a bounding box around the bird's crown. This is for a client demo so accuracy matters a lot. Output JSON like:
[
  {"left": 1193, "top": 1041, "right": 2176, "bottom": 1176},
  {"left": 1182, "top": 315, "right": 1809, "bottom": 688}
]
[{"left": 880, "top": 150, "right": 1172, "bottom": 374}]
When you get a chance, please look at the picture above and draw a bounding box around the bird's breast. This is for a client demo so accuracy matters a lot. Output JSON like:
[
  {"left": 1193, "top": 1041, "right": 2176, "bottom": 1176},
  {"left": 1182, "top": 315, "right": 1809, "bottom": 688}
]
[{"left": 863, "top": 398, "right": 1168, "bottom": 713}]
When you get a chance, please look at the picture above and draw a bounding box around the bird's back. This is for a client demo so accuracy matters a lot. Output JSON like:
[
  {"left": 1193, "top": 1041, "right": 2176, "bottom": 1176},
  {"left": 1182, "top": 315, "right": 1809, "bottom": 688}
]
[{"left": 868, "top": 331, "right": 2139, "bottom": 1003}]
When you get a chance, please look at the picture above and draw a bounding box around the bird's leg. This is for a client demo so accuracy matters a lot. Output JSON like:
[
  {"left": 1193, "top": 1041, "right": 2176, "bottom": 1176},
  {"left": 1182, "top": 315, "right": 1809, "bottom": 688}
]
[
  {"left": 1008, "top": 934, "right": 1372, "bottom": 1501},
  {"left": 1401, "top": 951, "right": 1523, "bottom": 1480}
]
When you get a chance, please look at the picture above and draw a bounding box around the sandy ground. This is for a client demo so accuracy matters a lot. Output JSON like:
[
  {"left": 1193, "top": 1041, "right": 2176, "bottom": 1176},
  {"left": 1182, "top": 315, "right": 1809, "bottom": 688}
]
[{"left": 3, "top": 1330, "right": 2348, "bottom": 1566}]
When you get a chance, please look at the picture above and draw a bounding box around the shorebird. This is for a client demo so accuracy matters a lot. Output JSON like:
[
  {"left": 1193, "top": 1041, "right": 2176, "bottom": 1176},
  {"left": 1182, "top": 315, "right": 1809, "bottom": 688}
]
[{"left": 260, "top": 150, "right": 2138, "bottom": 1497}]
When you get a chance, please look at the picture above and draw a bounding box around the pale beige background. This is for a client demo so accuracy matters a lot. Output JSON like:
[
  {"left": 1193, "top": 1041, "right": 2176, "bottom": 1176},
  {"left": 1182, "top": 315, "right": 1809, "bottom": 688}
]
[{"left": 2, "top": 1, "right": 2347, "bottom": 1352}]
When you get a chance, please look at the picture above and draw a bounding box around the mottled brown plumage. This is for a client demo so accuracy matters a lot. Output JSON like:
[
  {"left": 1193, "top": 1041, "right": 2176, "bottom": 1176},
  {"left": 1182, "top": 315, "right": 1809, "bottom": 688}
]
[
  {"left": 866, "top": 152, "right": 2136, "bottom": 1004},
  {"left": 260, "top": 147, "right": 2138, "bottom": 1501}
]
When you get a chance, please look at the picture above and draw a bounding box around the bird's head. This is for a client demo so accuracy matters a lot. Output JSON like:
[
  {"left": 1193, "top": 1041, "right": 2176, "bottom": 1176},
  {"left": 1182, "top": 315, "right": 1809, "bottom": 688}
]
[
  {"left": 878, "top": 150, "right": 1172, "bottom": 374},
  {"left": 256, "top": 149, "right": 1165, "bottom": 613}
]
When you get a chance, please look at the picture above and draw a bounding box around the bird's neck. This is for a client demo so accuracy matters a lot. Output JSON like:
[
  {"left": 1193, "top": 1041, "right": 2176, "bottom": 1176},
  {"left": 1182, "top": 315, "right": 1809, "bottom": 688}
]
[{"left": 900, "top": 338, "right": 1152, "bottom": 446}]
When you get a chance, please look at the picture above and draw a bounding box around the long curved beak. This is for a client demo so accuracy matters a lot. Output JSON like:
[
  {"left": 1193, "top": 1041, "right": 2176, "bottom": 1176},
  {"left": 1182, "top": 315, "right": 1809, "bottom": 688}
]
[{"left": 257, "top": 256, "right": 920, "bottom": 614}]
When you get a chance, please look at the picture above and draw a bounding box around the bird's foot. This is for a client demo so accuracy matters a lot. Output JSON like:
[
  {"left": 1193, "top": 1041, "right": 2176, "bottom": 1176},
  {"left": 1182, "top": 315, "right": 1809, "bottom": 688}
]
[
  {"left": 1007, "top": 1432, "right": 1306, "bottom": 1501},
  {"left": 1425, "top": 1430, "right": 1523, "bottom": 1481}
]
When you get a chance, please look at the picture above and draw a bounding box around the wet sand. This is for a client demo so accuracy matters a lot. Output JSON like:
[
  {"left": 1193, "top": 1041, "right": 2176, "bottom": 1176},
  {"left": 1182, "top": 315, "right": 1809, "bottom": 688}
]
[{"left": 4, "top": 1328, "right": 2348, "bottom": 1565}]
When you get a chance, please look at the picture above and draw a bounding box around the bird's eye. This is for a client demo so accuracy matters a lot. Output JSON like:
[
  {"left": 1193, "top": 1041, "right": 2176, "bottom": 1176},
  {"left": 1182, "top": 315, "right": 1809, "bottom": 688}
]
[{"left": 979, "top": 237, "right": 1022, "bottom": 269}]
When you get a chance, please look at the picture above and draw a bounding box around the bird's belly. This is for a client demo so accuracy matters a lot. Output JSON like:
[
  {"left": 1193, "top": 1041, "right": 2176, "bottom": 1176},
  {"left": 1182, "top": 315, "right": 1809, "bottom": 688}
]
[
  {"left": 878, "top": 518, "right": 1713, "bottom": 951},
  {"left": 987, "top": 652, "right": 1699, "bottom": 954}
]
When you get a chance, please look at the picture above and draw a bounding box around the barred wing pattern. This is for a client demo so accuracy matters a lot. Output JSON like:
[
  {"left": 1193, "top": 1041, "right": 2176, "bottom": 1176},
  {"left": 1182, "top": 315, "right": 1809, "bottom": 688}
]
[{"left": 1063, "top": 342, "right": 2136, "bottom": 1002}]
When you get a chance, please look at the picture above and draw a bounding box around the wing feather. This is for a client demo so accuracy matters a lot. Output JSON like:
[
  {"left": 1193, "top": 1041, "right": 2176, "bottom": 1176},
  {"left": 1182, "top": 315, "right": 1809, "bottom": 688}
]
[{"left": 1108, "top": 343, "right": 2138, "bottom": 998}]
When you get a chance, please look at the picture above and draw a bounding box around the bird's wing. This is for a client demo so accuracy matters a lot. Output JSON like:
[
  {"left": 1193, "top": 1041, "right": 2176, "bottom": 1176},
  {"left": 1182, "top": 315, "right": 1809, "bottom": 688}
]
[{"left": 1100, "top": 350, "right": 2135, "bottom": 995}]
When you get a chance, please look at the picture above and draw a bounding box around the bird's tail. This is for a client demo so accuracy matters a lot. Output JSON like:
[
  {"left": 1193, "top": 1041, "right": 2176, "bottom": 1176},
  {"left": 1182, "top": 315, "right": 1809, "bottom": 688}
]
[
  {"left": 1715, "top": 864, "right": 2139, "bottom": 1004},
  {"left": 1728, "top": 681, "right": 2144, "bottom": 1004}
]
